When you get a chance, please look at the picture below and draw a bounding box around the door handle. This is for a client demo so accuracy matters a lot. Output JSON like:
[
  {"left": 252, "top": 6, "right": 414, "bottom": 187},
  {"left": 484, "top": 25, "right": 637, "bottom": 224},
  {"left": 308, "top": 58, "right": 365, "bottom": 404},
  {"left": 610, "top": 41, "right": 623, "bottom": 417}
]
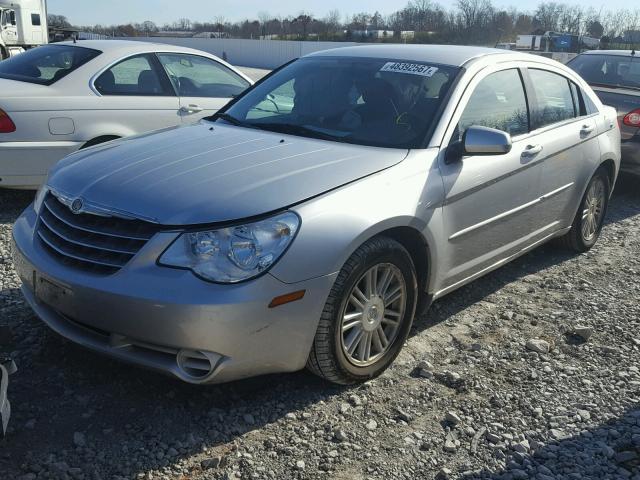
[
  {"left": 580, "top": 124, "right": 594, "bottom": 135},
  {"left": 179, "top": 104, "right": 203, "bottom": 114},
  {"left": 522, "top": 144, "right": 543, "bottom": 156}
]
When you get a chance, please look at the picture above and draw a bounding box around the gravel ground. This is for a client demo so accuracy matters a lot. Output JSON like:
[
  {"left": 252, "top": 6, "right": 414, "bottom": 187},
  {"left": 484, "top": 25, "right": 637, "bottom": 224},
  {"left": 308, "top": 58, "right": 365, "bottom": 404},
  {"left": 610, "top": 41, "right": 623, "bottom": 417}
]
[{"left": 0, "top": 176, "right": 639, "bottom": 480}]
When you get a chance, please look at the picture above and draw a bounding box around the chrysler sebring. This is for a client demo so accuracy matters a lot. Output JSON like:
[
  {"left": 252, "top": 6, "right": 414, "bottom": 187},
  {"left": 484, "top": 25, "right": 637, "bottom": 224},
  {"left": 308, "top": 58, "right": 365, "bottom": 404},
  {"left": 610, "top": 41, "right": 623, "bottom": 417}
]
[{"left": 13, "top": 45, "right": 620, "bottom": 385}]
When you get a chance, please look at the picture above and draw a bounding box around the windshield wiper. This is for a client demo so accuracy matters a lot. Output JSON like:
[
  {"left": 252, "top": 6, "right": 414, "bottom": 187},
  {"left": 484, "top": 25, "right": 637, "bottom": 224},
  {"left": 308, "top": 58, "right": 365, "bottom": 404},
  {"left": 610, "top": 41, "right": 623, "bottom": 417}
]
[
  {"left": 252, "top": 123, "right": 348, "bottom": 142},
  {"left": 213, "top": 112, "right": 248, "bottom": 127},
  {"left": 589, "top": 81, "right": 640, "bottom": 92}
]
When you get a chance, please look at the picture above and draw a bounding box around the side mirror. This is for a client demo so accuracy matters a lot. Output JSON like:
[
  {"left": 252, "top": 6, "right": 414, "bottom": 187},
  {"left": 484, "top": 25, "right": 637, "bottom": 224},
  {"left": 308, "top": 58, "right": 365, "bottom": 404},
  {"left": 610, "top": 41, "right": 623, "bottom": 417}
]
[
  {"left": 445, "top": 125, "right": 512, "bottom": 164},
  {"left": 463, "top": 125, "right": 512, "bottom": 155}
]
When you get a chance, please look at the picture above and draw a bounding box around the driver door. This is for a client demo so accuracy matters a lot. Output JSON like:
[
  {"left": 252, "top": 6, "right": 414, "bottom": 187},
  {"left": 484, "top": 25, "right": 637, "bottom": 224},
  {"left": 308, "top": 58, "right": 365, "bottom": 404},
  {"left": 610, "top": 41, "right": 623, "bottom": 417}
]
[{"left": 157, "top": 53, "right": 251, "bottom": 123}]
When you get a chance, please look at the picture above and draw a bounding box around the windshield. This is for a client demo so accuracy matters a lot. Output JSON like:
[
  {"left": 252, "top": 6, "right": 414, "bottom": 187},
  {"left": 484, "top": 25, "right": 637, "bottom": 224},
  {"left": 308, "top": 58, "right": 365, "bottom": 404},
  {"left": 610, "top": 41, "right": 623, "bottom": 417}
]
[
  {"left": 0, "top": 44, "right": 101, "bottom": 85},
  {"left": 568, "top": 54, "right": 640, "bottom": 90},
  {"left": 219, "top": 56, "right": 460, "bottom": 149}
]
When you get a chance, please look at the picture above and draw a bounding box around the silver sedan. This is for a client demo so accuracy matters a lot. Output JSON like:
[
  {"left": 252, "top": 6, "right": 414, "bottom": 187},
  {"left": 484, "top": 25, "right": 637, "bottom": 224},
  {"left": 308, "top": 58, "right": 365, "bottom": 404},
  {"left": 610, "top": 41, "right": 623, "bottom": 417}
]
[{"left": 12, "top": 45, "right": 621, "bottom": 385}]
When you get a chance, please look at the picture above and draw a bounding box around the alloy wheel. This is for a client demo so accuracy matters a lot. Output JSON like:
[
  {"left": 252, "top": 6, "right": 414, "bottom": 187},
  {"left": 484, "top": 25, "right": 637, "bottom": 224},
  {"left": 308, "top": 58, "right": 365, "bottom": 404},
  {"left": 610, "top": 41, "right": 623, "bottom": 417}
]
[
  {"left": 581, "top": 178, "right": 606, "bottom": 242},
  {"left": 339, "top": 263, "right": 407, "bottom": 367}
]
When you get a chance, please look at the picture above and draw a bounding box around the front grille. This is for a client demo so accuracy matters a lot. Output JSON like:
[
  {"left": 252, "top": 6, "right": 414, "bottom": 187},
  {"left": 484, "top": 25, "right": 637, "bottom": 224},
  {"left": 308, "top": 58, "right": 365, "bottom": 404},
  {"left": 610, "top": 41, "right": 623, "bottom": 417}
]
[{"left": 37, "top": 193, "right": 161, "bottom": 274}]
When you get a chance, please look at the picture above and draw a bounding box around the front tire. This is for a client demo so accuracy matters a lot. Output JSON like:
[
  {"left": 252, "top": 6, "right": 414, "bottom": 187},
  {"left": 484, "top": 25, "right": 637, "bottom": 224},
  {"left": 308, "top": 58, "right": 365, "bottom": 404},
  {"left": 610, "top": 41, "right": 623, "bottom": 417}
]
[
  {"left": 560, "top": 168, "right": 610, "bottom": 252},
  {"left": 307, "top": 236, "right": 418, "bottom": 385}
]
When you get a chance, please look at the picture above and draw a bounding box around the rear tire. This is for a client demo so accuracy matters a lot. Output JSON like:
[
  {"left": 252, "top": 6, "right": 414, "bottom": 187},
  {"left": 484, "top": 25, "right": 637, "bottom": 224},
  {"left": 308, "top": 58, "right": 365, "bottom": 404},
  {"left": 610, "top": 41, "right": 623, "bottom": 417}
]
[
  {"left": 559, "top": 168, "right": 610, "bottom": 253},
  {"left": 307, "top": 236, "right": 417, "bottom": 385}
]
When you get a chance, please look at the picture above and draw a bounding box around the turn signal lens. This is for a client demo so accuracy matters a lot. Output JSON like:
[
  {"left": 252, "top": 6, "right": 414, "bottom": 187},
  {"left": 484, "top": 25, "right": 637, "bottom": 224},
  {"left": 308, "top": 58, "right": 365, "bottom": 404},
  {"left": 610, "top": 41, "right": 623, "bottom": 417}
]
[
  {"left": 623, "top": 109, "right": 640, "bottom": 127},
  {"left": 0, "top": 109, "right": 16, "bottom": 133},
  {"left": 269, "top": 290, "right": 306, "bottom": 308}
]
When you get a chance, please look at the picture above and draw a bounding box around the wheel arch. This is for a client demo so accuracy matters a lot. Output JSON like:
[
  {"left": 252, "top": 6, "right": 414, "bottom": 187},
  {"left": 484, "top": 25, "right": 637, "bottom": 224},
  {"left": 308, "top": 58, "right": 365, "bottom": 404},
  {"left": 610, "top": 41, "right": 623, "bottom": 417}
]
[
  {"left": 376, "top": 226, "right": 432, "bottom": 304},
  {"left": 599, "top": 158, "right": 617, "bottom": 192},
  {"left": 80, "top": 135, "right": 121, "bottom": 150}
]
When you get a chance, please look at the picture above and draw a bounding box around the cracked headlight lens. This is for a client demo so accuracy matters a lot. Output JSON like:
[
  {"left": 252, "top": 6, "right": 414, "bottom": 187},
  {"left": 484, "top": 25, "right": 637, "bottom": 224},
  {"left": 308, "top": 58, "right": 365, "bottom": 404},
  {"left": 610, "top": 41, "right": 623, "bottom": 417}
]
[{"left": 159, "top": 212, "right": 300, "bottom": 283}]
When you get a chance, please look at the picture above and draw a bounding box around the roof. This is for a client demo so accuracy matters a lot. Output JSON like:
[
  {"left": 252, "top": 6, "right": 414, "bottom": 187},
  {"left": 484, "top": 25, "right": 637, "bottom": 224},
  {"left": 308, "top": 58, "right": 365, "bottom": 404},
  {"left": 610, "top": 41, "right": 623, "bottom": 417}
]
[
  {"left": 305, "top": 44, "right": 511, "bottom": 67},
  {"left": 580, "top": 50, "right": 639, "bottom": 57}
]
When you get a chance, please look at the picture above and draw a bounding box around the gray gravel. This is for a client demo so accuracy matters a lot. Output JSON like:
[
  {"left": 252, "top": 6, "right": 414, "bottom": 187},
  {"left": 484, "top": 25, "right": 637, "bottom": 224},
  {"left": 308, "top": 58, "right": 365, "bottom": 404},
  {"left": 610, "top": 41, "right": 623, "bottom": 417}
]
[{"left": 0, "top": 177, "right": 639, "bottom": 480}]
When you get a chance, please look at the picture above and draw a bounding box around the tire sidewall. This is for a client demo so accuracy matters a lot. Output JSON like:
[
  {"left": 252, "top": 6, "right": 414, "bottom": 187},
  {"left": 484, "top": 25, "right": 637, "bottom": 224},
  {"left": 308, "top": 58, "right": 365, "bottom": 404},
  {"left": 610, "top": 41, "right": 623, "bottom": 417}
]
[{"left": 331, "top": 242, "right": 417, "bottom": 380}]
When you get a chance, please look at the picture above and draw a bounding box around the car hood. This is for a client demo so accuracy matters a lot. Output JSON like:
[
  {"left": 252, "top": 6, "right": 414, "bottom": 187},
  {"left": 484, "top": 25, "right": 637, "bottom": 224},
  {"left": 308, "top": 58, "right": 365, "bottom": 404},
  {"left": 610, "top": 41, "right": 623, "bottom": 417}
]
[{"left": 48, "top": 122, "right": 408, "bottom": 225}]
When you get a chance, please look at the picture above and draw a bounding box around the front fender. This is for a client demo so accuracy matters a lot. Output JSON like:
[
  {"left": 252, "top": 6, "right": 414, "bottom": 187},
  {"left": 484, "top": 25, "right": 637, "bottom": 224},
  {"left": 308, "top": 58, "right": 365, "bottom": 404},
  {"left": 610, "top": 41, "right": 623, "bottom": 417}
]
[{"left": 270, "top": 149, "right": 444, "bottom": 287}]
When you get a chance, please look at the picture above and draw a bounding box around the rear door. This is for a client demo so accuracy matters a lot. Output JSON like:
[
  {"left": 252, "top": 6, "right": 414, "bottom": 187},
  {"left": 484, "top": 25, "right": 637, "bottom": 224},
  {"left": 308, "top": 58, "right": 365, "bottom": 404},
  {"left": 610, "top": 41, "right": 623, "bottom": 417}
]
[
  {"left": 156, "top": 53, "right": 251, "bottom": 123},
  {"left": 523, "top": 67, "right": 601, "bottom": 229},
  {"left": 438, "top": 66, "right": 547, "bottom": 291},
  {"left": 92, "top": 53, "right": 180, "bottom": 133}
]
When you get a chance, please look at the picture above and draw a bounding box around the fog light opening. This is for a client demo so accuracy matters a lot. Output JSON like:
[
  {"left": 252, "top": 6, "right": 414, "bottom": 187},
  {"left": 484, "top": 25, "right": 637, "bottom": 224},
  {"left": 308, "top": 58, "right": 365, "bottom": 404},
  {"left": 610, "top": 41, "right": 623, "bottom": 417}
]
[{"left": 176, "top": 349, "right": 215, "bottom": 380}]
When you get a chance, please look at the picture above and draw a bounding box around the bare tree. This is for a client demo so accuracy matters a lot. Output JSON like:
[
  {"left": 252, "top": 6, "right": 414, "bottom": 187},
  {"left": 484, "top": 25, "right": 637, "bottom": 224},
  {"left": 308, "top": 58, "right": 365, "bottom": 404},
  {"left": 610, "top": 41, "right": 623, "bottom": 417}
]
[{"left": 323, "top": 10, "right": 341, "bottom": 35}]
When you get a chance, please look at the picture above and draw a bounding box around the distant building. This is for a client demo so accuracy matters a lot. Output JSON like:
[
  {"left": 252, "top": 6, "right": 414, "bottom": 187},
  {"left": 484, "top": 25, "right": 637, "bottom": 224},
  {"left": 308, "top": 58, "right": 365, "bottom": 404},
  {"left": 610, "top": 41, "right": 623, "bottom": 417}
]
[
  {"left": 351, "top": 29, "right": 391, "bottom": 39},
  {"left": 349, "top": 29, "right": 415, "bottom": 40},
  {"left": 193, "top": 32, "right": 229, "bottom": 39}
]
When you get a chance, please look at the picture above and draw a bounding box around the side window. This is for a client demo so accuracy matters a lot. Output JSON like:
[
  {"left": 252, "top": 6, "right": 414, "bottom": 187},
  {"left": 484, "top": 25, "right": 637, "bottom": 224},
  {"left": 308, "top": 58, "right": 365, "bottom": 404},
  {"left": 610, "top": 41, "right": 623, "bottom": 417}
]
[
  {"left": 247, "top": 79, "right": 295, "bottom": 120},
  {"left": 31, "top": 14, "right": 41, "bottom": 26},
  {"left": 529, "top": 69, "right": 576, "bottom": 128},
  {"left": 94, "top": 54, "right": 172, "bottom": 96},
  {"left": 582, "top": 90, "right": 599, "bottom": 115},
  {"left": 157, "top": 53, "right": 250, "bottom": 98},
  {"left": 569, "top": 82, "right": 581, "bottom": 116},
  {"left": 458, "top": 69, "right": 529, "bottom": 137}
]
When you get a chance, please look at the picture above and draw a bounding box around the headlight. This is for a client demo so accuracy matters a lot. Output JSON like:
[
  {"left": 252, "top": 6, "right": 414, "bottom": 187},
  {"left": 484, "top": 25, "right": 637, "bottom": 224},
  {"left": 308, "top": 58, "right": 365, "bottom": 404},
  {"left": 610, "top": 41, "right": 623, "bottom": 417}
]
[
  {"left": 34, "top": 184, "right": 48, "bottom": 214},
  {"left": 158, "top": 212, "right": 300, "bottom": 283}
]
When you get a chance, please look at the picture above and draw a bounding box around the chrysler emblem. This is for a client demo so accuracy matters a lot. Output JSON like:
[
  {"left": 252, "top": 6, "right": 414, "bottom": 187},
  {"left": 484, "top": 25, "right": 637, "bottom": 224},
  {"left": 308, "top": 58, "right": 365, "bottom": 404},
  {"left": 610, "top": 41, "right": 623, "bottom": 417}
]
[{"left": 70, "top": 198, "right": 84, "bottom": 214}]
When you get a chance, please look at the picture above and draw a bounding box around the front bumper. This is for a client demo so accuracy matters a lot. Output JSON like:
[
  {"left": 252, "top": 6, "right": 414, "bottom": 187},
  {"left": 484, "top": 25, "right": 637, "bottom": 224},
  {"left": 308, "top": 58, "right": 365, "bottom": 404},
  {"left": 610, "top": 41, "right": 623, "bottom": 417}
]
[
  {"left": 12, "top": 204, "right": 336, "bottom": 384},
  {"left": 0, "top": 141, "right": 82, "bottom": 189},
  {"left": 621, "top": 138, "right": 640, "bottom": 175}
]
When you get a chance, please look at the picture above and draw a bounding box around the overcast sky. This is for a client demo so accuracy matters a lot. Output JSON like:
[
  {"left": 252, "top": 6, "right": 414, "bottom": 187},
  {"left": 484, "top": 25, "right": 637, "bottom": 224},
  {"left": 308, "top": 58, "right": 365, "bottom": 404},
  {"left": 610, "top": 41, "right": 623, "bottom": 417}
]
[{"left": 48, "top": 0, "right": 633, "bottom": 26}]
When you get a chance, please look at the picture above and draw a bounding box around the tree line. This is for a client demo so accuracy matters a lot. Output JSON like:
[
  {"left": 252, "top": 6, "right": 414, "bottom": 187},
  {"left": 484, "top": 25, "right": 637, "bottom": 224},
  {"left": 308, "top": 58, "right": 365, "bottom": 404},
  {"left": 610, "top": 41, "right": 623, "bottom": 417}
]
[{"left": 50, "top": 0, "right": 640, "bottom": 46}]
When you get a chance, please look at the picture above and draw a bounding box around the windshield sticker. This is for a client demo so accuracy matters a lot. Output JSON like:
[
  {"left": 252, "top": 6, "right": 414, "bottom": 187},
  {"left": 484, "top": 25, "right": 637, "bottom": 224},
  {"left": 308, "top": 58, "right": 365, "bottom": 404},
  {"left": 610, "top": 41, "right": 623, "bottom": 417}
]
[{"left": 380, "top": 62, "right": 439, "bottom": 77}]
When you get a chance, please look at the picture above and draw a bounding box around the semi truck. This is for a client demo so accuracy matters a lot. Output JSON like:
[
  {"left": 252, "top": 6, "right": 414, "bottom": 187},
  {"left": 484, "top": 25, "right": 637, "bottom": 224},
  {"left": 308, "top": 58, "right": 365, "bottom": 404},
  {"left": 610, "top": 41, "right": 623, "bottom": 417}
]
[
  {"left": 0, "top": 0, "right": 48, "bottom": 60},
  {"left": 516, "top": 32, "right": 600, "bottom": 54}
]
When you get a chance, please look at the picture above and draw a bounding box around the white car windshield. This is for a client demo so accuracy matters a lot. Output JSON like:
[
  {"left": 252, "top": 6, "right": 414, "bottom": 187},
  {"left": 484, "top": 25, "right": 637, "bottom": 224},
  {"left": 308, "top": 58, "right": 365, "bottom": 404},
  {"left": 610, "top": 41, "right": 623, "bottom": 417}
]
[{"left": 218, "top": 56, "right": 460, "bottom": 149}]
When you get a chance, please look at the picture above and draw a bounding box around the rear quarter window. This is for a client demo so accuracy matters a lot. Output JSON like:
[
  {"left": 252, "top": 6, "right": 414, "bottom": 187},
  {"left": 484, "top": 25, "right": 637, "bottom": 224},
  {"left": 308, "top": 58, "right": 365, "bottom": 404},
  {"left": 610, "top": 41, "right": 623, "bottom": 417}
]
[{"left": 0, "top": 44, "right": 101, "bottom": 85}]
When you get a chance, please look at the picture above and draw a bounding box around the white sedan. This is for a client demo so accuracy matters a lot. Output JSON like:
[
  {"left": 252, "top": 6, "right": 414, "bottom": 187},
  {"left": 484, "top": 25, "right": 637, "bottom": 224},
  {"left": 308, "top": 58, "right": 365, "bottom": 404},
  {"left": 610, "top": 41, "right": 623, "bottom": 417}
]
[{"left": 0, "top": 40, "right": 253, "bottom": 189}]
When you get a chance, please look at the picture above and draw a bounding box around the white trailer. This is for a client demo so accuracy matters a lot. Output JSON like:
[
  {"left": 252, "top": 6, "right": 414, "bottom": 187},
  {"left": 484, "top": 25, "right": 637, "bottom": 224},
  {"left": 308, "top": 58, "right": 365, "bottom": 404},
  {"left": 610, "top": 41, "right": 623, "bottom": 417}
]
[
  {"left": 516, "top": 35, "right": 543, "bottom": 51},
  {"left": 0, "top": 0, "right": 48, "bottom": 59}
]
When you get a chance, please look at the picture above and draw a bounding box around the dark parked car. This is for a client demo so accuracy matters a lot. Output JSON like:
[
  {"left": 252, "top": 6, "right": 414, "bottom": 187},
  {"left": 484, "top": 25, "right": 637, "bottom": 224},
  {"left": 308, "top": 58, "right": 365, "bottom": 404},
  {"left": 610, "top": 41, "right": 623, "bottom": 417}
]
[{"left": 568, "top": 50, "right": 640, "bottom": 175}]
